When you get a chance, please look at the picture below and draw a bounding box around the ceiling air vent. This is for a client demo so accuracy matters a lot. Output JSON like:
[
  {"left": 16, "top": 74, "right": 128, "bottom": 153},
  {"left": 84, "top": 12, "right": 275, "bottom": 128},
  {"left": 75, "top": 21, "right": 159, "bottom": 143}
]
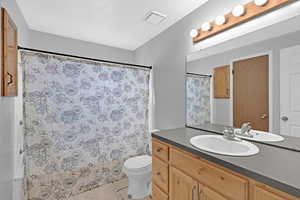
[{"left": 145, "top": 11, "right": 167, "bottom": 25}]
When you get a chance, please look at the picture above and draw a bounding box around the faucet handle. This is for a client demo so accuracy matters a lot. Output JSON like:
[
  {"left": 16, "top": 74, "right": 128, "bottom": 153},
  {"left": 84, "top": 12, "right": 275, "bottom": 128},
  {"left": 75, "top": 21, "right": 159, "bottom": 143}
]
[{"left": 223, "top": 127, "right": 235, "bottom": 140}]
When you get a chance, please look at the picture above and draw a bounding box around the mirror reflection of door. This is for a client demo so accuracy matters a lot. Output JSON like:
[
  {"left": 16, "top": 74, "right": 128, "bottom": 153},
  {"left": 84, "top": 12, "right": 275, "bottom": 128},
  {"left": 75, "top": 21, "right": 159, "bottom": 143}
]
[
  {"left": 280, "top": 45, "right": 300, "bottom": 137},
  {"left": 233, "top": 55, "right": 269, "bottom": 131}
]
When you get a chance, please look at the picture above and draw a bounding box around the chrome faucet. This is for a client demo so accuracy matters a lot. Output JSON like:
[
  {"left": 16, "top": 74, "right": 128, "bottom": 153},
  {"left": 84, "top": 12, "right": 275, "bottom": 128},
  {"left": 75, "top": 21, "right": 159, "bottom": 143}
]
[
  {"left": 223, "top": 127, "right": 240, "bottom": 141},
  {"left": 236, "top": 122, "right": 253, "bottom": 138}
]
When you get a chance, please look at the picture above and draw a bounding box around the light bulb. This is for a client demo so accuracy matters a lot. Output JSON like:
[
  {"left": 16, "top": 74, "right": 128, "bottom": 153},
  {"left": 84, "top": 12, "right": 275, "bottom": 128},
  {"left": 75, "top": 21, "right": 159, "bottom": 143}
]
[
  {"left": 232, "top": 5, "right": 246, "bottom": 17},
  {"left": 254, "top": 0, "right": 268, "bottom": 6},
  {"left": 215, "top": 15, "right": 226, "bottom": 25},
  {"left": 190, "top": 29, "right": 199, "bottom": 38},
  {"left": 201, "top": 22, "right": 212, "bottom": 32}
]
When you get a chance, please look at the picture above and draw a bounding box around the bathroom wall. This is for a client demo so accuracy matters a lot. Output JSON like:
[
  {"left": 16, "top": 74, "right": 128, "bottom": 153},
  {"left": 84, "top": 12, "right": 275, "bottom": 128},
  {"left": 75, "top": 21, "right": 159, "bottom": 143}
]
[
  {"left": 133, "top": 0, "right": 300, "bottom": 130},
  {"left": 133, "top": 0, "right": 253, "bottom": 130},
  {"left": 27, "top": 30, "right": 134, "bottom": 63},
  {"left": 1, "top": 1, "right": 136, "bottom": 200},
  {"left": 187, "top": 30, "right": 300, "bottom": 132},
  {"left": 0, "top": 0, "right": 30, "bottom": 199}
]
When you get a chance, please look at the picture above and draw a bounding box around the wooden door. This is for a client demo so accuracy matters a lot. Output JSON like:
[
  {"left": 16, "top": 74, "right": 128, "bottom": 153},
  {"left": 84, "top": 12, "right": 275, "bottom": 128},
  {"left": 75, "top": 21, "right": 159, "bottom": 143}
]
[
  {"left": 1, "top": 7, "right": 18, "bottom": 96},
  {"left": 169, "top": 167, "right": 198, "bottom": 200},
  {"left": 214, "top": 66, "right": 230, "bottom": 98},
  {"left": 233, "top": 55, "right": 269, "bottom": 131},
  {"left": 280, "top": 45, "right": 300, "bottom": 137},
  {"left": 199, "top": 183, "right": 228, "bottom": 200}
]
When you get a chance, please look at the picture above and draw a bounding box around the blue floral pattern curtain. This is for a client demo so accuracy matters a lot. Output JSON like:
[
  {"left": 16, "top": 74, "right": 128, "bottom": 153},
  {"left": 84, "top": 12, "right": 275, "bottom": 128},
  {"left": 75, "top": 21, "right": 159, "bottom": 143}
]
[
  {"left": 21, "top": 51, "right": 150, "bottom": 200},
  {"left": 186, "top": 74, "right": 211, "bottom": 126}
]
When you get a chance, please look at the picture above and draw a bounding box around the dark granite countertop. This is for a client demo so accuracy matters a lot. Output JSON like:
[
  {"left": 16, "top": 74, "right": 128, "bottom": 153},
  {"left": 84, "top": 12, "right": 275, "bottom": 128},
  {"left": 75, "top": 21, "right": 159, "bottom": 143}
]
[{"left": 152, "top": 127, "right": 300, "bottom": 198}]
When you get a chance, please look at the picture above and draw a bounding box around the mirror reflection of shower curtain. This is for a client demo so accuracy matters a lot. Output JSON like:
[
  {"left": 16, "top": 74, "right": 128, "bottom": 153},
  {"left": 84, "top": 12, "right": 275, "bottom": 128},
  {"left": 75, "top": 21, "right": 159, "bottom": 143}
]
[{"left": 186, "top": 74, "right": 211, "bottom": 126}]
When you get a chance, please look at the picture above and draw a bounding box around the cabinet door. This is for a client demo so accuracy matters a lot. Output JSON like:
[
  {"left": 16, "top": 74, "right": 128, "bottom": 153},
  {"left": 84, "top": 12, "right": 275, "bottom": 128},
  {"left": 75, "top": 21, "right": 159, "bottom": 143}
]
[
  {"left": 1, "top": 8, "right": 18, "bottom": 96},
  {"left": 169, "top": 167, "right": 198, "bottom": 200},
  {"left": 253, "top": 185, "right": 286, "bottom": 200},
  {"left": 214, "top": 65, "right": 230, "bottom": 98},
  {"left": 199, "top": 183, "right": 228, "bottom": 200}
]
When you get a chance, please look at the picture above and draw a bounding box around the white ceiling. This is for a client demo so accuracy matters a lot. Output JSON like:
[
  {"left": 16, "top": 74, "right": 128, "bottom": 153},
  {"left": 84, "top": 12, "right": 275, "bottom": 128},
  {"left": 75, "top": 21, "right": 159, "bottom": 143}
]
[{"left": 17, "top": 0, "right": 208, "bottom": 50}]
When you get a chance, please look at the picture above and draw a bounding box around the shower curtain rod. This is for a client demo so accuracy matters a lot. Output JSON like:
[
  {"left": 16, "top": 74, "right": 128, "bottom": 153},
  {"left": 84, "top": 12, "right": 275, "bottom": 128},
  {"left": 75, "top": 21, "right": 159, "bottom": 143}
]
[
  {"left": 186, "top": 72, "right": 212, "bottom": 77},
  {"left": 18, "top": 46, "right": 152, "bottom": 70}
]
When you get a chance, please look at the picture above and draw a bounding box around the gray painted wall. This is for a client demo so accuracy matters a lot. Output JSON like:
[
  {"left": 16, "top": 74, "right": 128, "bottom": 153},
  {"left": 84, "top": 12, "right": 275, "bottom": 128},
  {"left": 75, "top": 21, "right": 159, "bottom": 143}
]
[
  {"left": 0, "top": 0, "right": 29, "bottom": 199},
  {"left": 134, "top": 0, "right": 252, "bottom": 130},
  {"left": 1, "top": 2, "right": 135, "bottom": 200},
  {"left": 187, "top": 30, "right": 300, "bottom": 132},
  {"left": 27, "top": 30, "right": 134, "bottom": 63}
]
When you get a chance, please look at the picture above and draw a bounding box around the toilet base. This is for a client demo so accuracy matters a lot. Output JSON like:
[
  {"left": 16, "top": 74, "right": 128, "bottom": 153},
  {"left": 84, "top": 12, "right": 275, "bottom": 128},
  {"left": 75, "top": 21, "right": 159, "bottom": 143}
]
[{"left": 127, "top": 172, "right": 152, "bottom": 199}]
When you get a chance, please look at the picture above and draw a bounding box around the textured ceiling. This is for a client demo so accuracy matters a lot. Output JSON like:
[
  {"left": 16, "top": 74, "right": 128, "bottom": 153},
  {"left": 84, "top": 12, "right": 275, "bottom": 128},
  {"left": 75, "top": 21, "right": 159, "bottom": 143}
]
[{"left": 17, "top": 0, "right": 208, "bottom": 50}]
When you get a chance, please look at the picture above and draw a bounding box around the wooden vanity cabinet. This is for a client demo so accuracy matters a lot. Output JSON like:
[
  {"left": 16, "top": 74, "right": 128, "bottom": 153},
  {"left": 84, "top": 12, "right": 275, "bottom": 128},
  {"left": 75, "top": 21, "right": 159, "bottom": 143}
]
[
  {"left": 152, "top": 139, "right": 170, "bottom": 199},
  {"left": 253, "top": 185, "right": 285, "bottom": 200},
  {"left": 250, "top": 182, "right": 298, "bottom": 200},
  {"left": 198, "top": 183, "right": 229, "bottom": 200},
  {"left": 152, "top": 138, "right": 300, "bottom": 200},
  {"left": 214, "top": 65, "right": 230, "bottom": 99},
  {"left": 169, "top": 167, "right": 198, "bottom": 200}
]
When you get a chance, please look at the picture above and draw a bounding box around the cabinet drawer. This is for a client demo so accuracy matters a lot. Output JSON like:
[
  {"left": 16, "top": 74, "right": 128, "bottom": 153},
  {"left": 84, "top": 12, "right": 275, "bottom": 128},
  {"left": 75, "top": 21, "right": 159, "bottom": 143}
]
[
  {"left": 170, "top": 148, "right": 248, "bottom": 200},
  {"left": 251, "top": 183, "right": 299, "bottom": 200},
  {"left": 152, "top": 140, "right": 169, "bottom": 162},
  {"left": 152, "top": 183, "right": 168, "bottom": 200},
  {"left": 153, "top": 156, "right": 169, "bottom": 194},
  {"left": 253, "top": 185, "right": 286, "bottom": 200}
]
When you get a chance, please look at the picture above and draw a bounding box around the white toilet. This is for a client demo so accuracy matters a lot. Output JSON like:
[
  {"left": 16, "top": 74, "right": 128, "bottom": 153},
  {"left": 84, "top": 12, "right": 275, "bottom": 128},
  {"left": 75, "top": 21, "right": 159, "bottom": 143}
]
[
  {"left": 123, "top": 130, "right": 159, "bottom": 199},
  {"left": 123, "top": 155, "right": 152, "bottom": 199}
]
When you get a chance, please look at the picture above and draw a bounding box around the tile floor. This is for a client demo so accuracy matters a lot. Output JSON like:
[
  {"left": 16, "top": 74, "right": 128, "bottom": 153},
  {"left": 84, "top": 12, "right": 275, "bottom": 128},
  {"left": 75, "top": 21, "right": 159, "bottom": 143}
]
[{"left": 67, "top": 179, "right": 150, "bottom": 200}]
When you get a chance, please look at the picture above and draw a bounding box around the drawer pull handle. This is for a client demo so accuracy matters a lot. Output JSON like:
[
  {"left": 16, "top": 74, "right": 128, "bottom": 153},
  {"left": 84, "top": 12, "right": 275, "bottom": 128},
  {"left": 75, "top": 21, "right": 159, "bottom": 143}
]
[
  {"left": 157, "top": 172, "right": 161, "bottom": 176},
  {"left": 156, "top": 148, "right": 163, "bottom": 152},
  {"left": 220, "top": 176, "right": 225, "bottom": 180},
  {"left": 7, "top": 72, "right": 13, "bottom": 86},
  {"left": 192, "top": 185, "right": 197, "bottom": 200}
]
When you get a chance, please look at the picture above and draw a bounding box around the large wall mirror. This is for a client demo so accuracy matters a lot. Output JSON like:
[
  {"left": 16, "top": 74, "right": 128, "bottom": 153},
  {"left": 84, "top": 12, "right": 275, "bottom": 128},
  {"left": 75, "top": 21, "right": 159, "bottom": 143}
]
[{"left": 186, "top": 13, "right": 300, "bottom": 151}]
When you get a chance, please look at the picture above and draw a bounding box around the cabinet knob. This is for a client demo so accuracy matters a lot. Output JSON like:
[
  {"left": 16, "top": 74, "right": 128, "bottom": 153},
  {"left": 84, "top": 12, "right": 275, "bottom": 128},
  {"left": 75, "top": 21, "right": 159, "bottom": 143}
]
[
  {"left": 157, "top": 172, "right": 161, "bottom": 176},
  {"left": 192, "top": 185, "right": 197, "bottom": 200},
  {"left": 156, "top": 148, "right": 163, "bottom": 152}
]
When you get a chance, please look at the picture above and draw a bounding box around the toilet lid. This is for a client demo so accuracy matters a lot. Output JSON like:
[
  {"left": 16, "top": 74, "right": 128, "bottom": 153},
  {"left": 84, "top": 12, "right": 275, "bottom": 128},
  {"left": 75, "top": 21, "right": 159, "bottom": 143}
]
[{"left": 124, "top": 155, "right": 152, "bottom": 169}]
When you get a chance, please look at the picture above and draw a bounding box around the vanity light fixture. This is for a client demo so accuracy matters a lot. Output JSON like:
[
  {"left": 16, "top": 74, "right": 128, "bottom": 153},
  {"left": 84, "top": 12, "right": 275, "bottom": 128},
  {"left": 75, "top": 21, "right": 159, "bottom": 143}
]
[
  {"left": 232, "top": 5, "right": 246, "bottom": 17},
  {"left": 190, "top": 29, "right": 199, "bottom": 38},
  {"left": 201, "top": 22, "right": 212, "bottom": 32},
  {"left": 254, "top": 0, "right": 269, "bottom": 6},
  {"left": 192, "top": 0, "right": 292, "bottom": 43},
  {"left": 215, "top": 15, "right": 226, "bottom": 25}
]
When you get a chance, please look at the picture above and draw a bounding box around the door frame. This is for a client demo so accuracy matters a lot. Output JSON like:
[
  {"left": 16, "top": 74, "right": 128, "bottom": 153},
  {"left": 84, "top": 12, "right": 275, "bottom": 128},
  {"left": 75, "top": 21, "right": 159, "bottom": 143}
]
[{"left": 229, "top": 51, "right": 273, "bottom": 132}]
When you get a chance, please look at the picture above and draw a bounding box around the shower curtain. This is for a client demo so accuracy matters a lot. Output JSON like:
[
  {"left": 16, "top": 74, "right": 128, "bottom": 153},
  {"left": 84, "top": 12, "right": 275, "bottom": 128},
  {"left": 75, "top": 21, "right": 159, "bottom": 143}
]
[
  {"left": 21, "top": 51, "right": 150, "bottom": 200},
  {"left": 186, "top": 74, "right": 211, "bottom": 126}
]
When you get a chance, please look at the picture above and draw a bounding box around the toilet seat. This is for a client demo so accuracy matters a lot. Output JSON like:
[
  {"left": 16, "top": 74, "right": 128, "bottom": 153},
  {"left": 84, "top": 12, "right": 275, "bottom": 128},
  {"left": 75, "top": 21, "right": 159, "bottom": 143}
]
[{"left": 124, "top": 155, "right": 152, "bottom": 173}]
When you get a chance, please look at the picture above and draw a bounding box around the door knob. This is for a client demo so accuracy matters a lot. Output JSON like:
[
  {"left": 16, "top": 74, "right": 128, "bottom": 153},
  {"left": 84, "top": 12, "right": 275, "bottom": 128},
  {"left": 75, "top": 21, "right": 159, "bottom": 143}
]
[
  {"left": 260, "top": 114, "right": 268, "bottom": 119},
  {"left": 281, "top": 116, "right": 289, "bottom": 121}
]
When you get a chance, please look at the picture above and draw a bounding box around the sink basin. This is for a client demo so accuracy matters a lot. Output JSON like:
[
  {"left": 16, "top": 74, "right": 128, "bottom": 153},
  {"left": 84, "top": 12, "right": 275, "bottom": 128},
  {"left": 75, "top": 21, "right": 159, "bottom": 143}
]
[
  {"left": 234, "top": 129, "right": 285, "bottom": 142},
  {"left": 190, "top": 135, "right": 259, "bottom": 156}
]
